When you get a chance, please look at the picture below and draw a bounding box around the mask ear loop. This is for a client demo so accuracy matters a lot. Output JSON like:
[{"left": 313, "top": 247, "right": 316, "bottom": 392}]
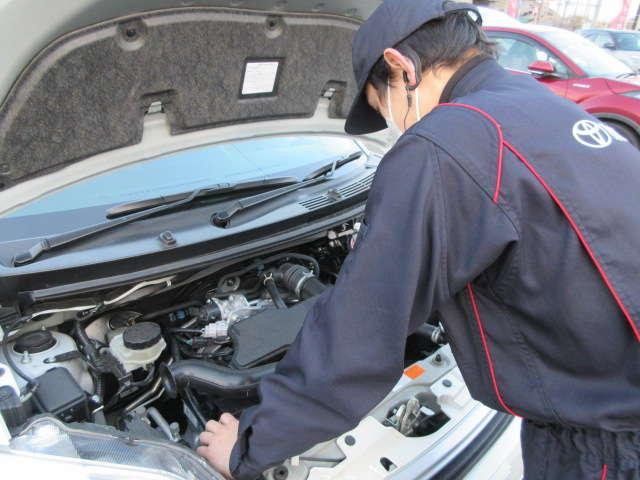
[{"left": 387, "top": 81, "right": 396, "bottom": 129}]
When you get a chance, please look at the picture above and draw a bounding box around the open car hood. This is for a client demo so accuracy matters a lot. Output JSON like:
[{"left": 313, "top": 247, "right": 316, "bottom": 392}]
[{"left": 0, "top": 1, "right": 384, "bottom": 195}]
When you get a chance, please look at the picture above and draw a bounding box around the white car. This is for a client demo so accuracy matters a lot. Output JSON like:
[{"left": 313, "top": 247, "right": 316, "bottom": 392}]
[
  {"left": 0, "top": 1, "right": 522, "bottom": 479},
  {"left": 579, "top": 28, "right": 640, "bottom": 72},
  {"left": 477, "top": 6, "right": 522, "bottom": 27}
]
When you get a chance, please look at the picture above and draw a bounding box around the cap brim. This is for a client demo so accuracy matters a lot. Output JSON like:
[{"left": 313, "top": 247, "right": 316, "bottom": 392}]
[{"left": 344, "top": 87, "right": 388, "bottom": 135}]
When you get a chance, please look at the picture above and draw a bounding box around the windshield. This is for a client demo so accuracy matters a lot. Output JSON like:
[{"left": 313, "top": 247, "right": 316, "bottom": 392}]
[
  {"left": 5, "top": 136, "right": 361, "bottom": 219},
  {"left": 538, "top": 29, "right": 635, "bottom": 78},
  {"left": 615, "top": 32, "right": 640, "bottom": 52}
]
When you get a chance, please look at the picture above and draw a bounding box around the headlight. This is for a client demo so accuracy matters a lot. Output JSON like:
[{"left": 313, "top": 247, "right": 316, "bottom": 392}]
[
  {"left": 621, "top": 91, "right": 640, "bottom": 100},
  {"left": 4, "top": 416, "right": 220, "bottom": 480}
]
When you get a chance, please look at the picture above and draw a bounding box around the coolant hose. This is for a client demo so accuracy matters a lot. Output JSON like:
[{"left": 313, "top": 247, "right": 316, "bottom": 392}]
[{"left": 161, "top": 360, "right": 276, "bottom": 399}]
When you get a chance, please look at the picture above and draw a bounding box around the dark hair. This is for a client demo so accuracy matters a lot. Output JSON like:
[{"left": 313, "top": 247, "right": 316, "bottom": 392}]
[{"left": 369, "top": 10, "right": 496, "bottom": 92}]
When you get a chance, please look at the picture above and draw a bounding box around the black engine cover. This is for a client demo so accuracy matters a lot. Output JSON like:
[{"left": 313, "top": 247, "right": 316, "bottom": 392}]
[{"left": 229, "top": 296, "right": 319, "bottom": 369}]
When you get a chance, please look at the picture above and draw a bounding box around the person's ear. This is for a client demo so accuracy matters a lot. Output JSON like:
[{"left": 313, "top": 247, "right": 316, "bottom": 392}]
[{"left": 383, "top": 48, "right": 418, "bottom": 88}]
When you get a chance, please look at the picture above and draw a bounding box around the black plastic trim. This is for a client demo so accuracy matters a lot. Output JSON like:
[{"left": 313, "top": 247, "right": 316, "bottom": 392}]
[{"left": 4, "top": 204, "right": 365, "bottom": 307}]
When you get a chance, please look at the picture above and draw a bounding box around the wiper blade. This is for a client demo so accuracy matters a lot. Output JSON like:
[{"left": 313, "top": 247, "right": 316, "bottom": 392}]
[
  {"left": 12, "top": 178, "right": 295, "bottom": 266},
  {"left": 211, "top": 176, "right": 328, "bottom": 228},
  {"left": 106, "top": 177, "right": 299, "bottom": 219},
  {"left": 302, "top": 151, "right": 363, "bottom": 181},
  {"left": 617, "top": 72, "right": 637, "bottom": 79}
]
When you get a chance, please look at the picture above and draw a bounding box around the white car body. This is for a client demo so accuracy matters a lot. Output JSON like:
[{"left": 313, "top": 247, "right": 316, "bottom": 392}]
[{"left": 579, "top": 28, "right": 640, "bottom": 72}]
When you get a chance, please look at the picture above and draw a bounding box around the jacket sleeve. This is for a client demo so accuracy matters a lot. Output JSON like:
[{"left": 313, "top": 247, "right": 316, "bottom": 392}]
[{"left": 229, "top": 133, "right": 519, "bottom": 479}]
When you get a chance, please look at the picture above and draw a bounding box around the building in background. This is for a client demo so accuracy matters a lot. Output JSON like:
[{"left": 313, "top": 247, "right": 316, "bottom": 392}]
[{"left": 472, "top": 0, "right": 555, "bottom": 23}]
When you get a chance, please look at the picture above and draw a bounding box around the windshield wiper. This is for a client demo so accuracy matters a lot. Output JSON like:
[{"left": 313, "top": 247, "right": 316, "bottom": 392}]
[
  {"left": 106, "top": 150, "right": 361, "bottom": 219},
  {"left": 12, "top": 152, "right": 365, "bottom": 265},
  {"left": 617, "top": 72, "right": 638, "bottom": 79},
  {"left": 302, "top": 151, "right": 363, "bottom": 181},
  {"left": 106, "top": 177, "right": 299, "bottom": 219},
  {"left": 211, "top": 151, "right": 364, "bottom": 228},
  {"left": 12, "top": 178, "right": 298, "bottom": 266},
  {"left": 211, "top": 176, "right": 327, "bottom": 227}
]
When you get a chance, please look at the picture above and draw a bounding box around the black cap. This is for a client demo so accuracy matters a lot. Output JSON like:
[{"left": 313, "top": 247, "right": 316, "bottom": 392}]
[
  {"left": 344, "top": 0, "right": 481, "bottom": 135},
  {"left": 123, "top": 322, "right": 162, "bottom": 350},
  {"left": 13, "top": 330, "right": 56, "bottom": 354}
]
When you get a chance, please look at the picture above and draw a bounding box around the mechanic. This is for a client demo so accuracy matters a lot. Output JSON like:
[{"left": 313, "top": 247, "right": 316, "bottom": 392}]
[{"left": 197, "top": 1, "right": 640, "bottom": 479}]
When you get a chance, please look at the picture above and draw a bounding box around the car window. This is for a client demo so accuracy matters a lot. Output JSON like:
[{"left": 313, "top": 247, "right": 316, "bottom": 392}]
[
  {"left": 4, "top": 136, "right": 362, "bottom": 218},
  {"left": 615, "top": 32, "right": 640, "bottom": 52},
  {"left": 492, "top": 35, "right": 570, "bottom": 78},
  {"left": 538, "top": 29, "right": 634, "bottom": 78},
  {"left": 592, "top": 33, "right": 614, "bottom": 48}
]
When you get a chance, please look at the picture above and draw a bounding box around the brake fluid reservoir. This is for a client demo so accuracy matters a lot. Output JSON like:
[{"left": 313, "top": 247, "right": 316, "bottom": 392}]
[{"left": 109, "top": 322, "right": 166, "bottom": 372}]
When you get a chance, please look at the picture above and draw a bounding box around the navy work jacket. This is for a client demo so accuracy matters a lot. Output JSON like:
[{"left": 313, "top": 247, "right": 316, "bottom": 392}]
[{"left": 230, "top": 58, "right": 640, "bottom": 480}]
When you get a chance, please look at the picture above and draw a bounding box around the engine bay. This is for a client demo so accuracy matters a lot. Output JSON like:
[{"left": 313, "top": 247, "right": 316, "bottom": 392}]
[{"left": 0, "top": 219, "right": 457, "bottom": 479}]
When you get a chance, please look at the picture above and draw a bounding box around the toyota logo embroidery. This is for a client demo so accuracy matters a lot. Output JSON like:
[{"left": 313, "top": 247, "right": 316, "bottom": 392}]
[{"left": 572, "top": 120, "right": 613, "bottom": 149}]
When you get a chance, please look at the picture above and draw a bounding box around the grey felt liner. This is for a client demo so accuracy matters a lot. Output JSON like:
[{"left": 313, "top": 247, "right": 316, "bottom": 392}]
[{"left": 0, "top": 7, "right": 360, "bottom": 190}]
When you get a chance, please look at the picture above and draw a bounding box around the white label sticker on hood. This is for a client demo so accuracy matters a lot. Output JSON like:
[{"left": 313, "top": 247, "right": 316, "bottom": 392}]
[{"left": 241, "top": 60, "right": 280, "bottom": 96}]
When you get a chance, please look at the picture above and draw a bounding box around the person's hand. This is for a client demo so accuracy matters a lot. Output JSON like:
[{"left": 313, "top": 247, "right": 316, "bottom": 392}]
[{"left": 197, "top": 413, "right": 239, "bottom": 479}]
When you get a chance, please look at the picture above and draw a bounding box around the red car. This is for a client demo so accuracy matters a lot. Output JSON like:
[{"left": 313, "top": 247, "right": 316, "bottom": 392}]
[{"left": 485, "top": 24, "right": 640, "bottom": 147}]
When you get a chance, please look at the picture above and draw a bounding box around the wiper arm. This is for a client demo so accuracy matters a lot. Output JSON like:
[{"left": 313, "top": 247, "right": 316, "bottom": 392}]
[
  {"left": 211, "top": 176, "right": 328, "bottom": 228},
  {"left": 13, "top": 178, "right": 295, "bottom": 266},
  {"left": 617, "top": 72, "right": 637, "bottom": 79},
  {"left": 13, "top": 189, "right": 209, "bottom": 266},
  {"left": 12, "top": 153, "right": 366, "bottom": 264},
  {"left": 302, "top": 151, "right": 363, "bottom": 181},
  {"left": 106, "top": 177, "right": 299, "bottom": 219},
  {"left": 211, "top": 151, "right": 366, "bottom": 228}
]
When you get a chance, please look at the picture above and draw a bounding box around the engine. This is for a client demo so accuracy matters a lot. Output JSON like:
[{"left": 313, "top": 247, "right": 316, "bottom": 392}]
[{"left": 0, "top": 223, "right": 382, "bottom": 448}]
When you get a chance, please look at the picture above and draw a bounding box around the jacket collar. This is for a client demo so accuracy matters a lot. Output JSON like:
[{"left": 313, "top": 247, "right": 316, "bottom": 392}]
[{"left": 439, "top": 55, "right": 500, "bottom": 104}]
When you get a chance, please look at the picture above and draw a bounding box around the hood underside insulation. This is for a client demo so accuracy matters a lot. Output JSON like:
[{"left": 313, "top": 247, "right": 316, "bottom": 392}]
[{"left": 0, "top": 7, "right": 359, "bottom": 190}]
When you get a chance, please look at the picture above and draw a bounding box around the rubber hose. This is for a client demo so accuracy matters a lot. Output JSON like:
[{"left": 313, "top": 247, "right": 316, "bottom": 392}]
[
  {"left": 263, "top": 276, "right": 287, "bottom": 309},
  {"left": 278, "top": 263, "right": 327, "bottom": 300},
  {"left": 161, "top": 360, "right": 275, "bottom": 399},
  {"left": 170, "top": 337, "right": 182, "bottom": 361},
  {"left": 142, "top": 301, "right": 202, "bottom": 321},
  {"left": 217, "top": 253, "right": 320, "bottom": 290},
  {"left": 414, "top": 323, "right": 447, "bottom": 345},
  {"left": 74, "top": 321, "right": 98, "bottom": 361},
  {"left": 299, "top": 276, "right": 327, "bottom": 300}
]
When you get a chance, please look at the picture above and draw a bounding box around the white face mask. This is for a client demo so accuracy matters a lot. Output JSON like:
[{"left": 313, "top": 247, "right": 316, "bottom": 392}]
[
  {"left": 386, "top": 83, "right": 403, "bottom": 137},
  {"left": 386, "top": 82, "right": 422, "bottom": 137}
]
